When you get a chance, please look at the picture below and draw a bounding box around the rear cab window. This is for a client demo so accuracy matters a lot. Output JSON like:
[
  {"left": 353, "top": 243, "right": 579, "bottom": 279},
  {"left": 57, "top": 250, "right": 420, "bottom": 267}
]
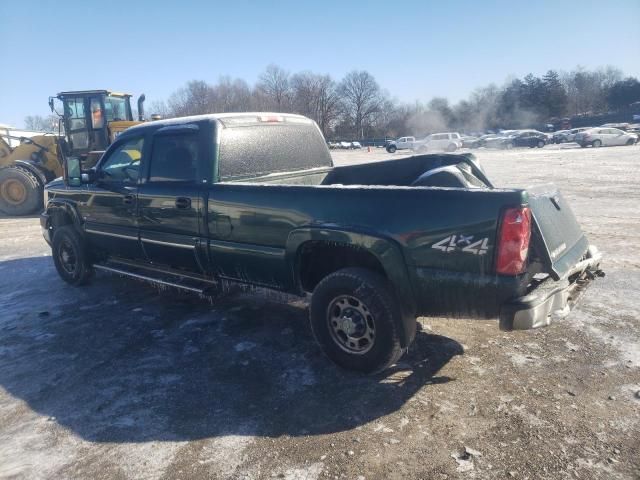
[{"left": 216, "top": 115, "right": 332, "bottom": 182}]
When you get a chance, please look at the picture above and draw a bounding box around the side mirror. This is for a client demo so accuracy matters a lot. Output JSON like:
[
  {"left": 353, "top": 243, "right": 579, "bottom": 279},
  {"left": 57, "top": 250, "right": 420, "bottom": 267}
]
[
  {"left": 64, "top": 157, "right": 82, "bottom": 187},
  {"left": 48, "top": 97, "right": 55, "bottom": 113},
  {"left": 64, "top": 158, "right": 94, "bottom": 186}
]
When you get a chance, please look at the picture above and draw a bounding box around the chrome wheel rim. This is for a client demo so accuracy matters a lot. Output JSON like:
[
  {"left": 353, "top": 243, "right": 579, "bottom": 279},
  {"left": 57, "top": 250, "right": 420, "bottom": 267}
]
[{"left": 327, "top": 295, "right": 375, "bottom": 354}]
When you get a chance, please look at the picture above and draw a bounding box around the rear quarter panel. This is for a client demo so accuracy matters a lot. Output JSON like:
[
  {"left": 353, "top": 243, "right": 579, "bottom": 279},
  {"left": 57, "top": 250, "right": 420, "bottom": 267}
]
[{"left": 206, "top": 183, "right": 528, "bottom": 316}]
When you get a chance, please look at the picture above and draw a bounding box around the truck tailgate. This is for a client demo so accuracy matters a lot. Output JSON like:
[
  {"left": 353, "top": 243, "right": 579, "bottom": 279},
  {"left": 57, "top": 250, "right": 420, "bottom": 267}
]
[{"left": 527, "top": 184, "right": 588, "bottom": 280}]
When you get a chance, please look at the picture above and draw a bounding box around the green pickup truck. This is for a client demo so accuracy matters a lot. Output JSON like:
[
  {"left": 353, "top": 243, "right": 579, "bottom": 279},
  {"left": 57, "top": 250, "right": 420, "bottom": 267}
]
[{"left": 40, "top": 113, "right": 603, "bottom": 373}]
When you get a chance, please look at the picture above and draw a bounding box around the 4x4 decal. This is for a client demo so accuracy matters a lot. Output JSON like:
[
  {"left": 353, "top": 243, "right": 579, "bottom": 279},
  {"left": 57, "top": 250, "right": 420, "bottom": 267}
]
[{"left": 432, "top": 235, "right": 490, "bottom": 255}]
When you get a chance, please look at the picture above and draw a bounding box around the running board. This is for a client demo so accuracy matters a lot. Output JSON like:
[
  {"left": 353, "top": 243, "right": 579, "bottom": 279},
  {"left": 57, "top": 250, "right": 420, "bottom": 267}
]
[{"left": 93, "top": 264, "right": 207, "bottom": 294}]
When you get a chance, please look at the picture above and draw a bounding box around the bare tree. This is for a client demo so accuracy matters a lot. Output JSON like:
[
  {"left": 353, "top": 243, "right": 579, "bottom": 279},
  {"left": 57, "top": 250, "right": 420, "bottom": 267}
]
[
  {"left": 24, "top": 115, "right": 59, "bottom": 132},
  {"left": 338, "top": 71, "right": 384, "bottom": 138},
  {"left": 167, "top": 80, "right": 215, "bottom": 117},
  {"left": 291, "top": 72, "right": 342, "bottom": 136},
  {"left": 257, "top": 64, "right": 292, "bottom": 111},
  {"left": 147, "top": 100, "right": 171, "bottom": 119},
  {"left": 212, "top": 77, "right": 252, "bottom": 112}
]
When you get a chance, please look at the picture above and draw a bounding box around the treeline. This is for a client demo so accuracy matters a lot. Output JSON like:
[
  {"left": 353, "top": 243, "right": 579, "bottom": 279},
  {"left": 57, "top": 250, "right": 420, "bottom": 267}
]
[
  {"left": 149, "top": 64, "right": 639, "bottom": 138},
  {"left": 25, "top": 65, "right": 640, "bottom": 138}
]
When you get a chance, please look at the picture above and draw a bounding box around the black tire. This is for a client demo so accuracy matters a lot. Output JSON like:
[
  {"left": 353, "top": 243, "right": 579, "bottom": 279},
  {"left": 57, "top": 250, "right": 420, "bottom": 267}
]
[
  {"left": 51, "top": 225, "right": 93, "bottom": 286},
  {"left": 386, "top": 145, "right": 397, "bottom": 153},
  {"left": 309, "top": 267, "right": 404, "bottom": 374},
  {"left": 592, "top": 139, "right": 602, "bottom": 148},
  {"left": 537, "top": 140, "right": 545, "bottom": 148},
  {"left": 446, "top": 143, "right": 457, "bottom": 152},
  {"left": 626, "top": 139, "right": 634, "bottom": 146},
  {"left": 0, "top": 166, "right": 43, "bottom": 215}
]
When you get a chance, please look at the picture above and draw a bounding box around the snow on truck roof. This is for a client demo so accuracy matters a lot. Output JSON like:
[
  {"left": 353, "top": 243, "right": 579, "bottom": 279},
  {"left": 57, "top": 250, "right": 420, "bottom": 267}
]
[{"left": 125, "top": 112, "right": 314, "bottom": 132}]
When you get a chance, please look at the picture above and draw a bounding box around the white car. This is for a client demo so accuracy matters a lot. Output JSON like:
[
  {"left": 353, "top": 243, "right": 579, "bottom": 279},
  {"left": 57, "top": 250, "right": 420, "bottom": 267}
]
[
  {"left": 574, "top": 128, "right": 638, "bottom": 148},
  {"left": 565, "top": 127, "right": 591, "bottom": 143},
  {"left": 419, "top": 132, "right": 463, "bottom": 152}
]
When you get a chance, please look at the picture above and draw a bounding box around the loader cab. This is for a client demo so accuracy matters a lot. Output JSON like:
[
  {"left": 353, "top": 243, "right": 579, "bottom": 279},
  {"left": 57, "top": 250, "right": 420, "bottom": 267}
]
[{"left": 51, "top": 90, "right": 139, "bottom": 162}]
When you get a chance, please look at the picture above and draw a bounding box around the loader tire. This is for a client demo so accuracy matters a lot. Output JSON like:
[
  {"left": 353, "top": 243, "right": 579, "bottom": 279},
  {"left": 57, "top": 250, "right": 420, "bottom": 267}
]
[{"left": 0, "top": 166, "right": 43, "bottom": 215}]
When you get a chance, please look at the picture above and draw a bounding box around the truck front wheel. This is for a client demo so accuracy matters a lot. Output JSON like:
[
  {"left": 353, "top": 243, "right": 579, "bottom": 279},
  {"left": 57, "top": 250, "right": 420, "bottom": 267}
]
[
  {"left": 0, "top": 166, "right": 43, "bottom": 215},
  {"left": 52, "top": 225, "right": 93, "bottom": 286},
  {"left": 310, "top": 268, "right": 403, "bottom": 374},
  {"left": 386, "top": 145, "right": 397, "bottom": 153}
]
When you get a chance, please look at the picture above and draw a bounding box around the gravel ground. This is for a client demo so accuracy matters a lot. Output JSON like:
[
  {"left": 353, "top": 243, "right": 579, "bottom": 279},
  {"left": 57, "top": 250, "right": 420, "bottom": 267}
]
[{"left": 0, "top": 144, "right": 639, "bottom": 480}]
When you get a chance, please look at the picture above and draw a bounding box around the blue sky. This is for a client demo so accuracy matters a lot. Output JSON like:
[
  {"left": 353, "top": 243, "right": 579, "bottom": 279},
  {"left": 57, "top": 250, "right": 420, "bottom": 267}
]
[{"left": 1, "top": 0, "right": 639, "bottom": 128}]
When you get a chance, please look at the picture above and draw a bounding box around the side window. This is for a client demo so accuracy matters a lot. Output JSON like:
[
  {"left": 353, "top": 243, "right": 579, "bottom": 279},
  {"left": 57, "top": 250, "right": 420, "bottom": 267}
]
[
  {"left": 149, "top": 134, "right": 199, "bottom": 183},
  {"left": 90, "top": 98, "right": 104, "bottom": 130},
  {"left": 100, "top": 137, "right": 144, "bottom": 183}
]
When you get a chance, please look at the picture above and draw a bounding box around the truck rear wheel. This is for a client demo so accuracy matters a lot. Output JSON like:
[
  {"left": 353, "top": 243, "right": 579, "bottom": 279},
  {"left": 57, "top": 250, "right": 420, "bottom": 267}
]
[
  {"left": 309, "top": 267, "right": 403, "bottom": 374},
  {"left": 0, "top": 166, "right": 43, "bottom": 215},
  {"left": 52, "top": 225, "right": 93, "bottom": 286}
]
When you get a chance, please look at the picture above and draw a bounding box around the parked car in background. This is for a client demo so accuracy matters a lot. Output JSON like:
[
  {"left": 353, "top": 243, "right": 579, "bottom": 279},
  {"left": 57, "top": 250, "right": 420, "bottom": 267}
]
[
  {"left": 350, "top": 141, "right": 362, "bottom": 149},
  {"left": 627, "top": 124, "right": 640, "bottom": 135},
  {"left": 565, "top": 127, "right": 591, "bottom": 143},
  {"left": 575, "top": 127, "right": 638, "bottom": 147},
  {"left": 552, "top": 130, "right": 571, "bottom": 143},
  {"left": 469, "top": 133, "right": 500, "bottom": 148},
  {"left": 500, "top": 130, "right": 547, "bottom": 149},
  {"left": 420, "top": 132, "right": 463, "bottom": 152},
  {"left": 460, "top": 135, "right": 479, "bottom": 148},
  {"left": 339, "top": 141, "right": 352, "bottom": 149},
  {"left": 483, "top": 131, "right": 519, "bottom": 148}
]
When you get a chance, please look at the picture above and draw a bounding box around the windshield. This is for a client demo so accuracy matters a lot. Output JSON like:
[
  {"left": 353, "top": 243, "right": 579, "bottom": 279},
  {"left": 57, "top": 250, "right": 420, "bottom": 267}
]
[{"left": 104, "top": 96, "right": 131, "bottom": 122}]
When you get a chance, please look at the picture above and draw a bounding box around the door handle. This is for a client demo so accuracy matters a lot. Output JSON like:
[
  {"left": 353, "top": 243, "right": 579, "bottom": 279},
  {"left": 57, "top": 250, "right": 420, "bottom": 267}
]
[
  {"left": 123, "top": 194, "right": 135, "bottom": 205},
  {"left": 175, "top": 197, "right": 191, "bottom": 209}
]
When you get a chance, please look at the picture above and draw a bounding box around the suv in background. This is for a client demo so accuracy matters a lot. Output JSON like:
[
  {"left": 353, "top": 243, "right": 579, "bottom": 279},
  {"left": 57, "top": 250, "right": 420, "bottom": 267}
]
[{"left": 422, "top": 132, "right": 462, "bottom": 152}]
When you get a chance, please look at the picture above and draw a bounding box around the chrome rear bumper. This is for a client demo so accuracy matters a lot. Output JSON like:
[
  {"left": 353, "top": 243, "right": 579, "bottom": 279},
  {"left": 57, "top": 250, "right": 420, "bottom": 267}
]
[{"left": 499, "top": 246, "right": 603, "bottom": 331}]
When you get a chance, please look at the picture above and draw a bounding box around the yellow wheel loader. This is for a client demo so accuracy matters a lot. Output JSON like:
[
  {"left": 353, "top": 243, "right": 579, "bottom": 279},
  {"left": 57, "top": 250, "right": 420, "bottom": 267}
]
[{"left": 0, "top": 90, "right": 145, "bottom": 215}]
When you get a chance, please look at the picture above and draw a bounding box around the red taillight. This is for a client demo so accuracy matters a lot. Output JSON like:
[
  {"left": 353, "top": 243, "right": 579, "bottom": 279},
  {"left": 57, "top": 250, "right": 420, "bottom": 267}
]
[{"left": 496, "top": 206, "right": 532, "bottom": 275}]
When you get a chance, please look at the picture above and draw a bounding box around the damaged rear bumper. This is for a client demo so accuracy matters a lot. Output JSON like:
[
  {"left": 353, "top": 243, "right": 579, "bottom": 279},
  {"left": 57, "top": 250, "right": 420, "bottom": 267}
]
[{"left": 499, "top": 246, "right": 603, "bottom": 331}]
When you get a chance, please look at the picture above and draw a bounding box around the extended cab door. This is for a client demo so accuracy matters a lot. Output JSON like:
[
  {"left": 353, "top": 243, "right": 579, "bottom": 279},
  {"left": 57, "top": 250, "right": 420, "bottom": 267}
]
[
  {"left": 79, "top": 135, "right": 145, "bottom": 259},
  {"left": 136, "top": 125, "right": 204, "bottom": 271}
]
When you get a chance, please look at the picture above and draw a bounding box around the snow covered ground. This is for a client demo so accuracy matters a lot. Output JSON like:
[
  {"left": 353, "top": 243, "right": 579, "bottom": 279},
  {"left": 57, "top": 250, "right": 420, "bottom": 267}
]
[{"left": 0, "top": 143, "right": 638, "bottom": 479}]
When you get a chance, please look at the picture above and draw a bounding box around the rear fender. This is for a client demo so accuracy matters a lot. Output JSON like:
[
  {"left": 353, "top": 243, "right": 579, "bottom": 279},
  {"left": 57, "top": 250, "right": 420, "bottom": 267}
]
[{"left": 286, "top": 227, "right": 417, "bottom": 346}]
